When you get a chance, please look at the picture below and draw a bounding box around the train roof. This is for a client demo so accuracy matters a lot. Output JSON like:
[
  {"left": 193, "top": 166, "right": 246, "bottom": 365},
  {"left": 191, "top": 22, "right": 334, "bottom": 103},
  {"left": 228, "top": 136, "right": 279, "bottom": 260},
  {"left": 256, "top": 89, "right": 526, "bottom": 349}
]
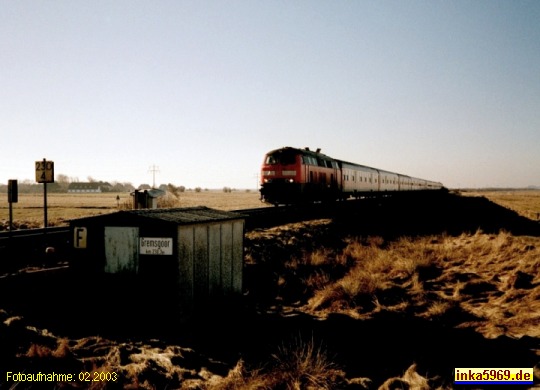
[
  {"left": 265, "top": 146, "right": 444, "bottom": 187},
  {"left": 266, "top": 146, "right": 335, "bottom": 160}
]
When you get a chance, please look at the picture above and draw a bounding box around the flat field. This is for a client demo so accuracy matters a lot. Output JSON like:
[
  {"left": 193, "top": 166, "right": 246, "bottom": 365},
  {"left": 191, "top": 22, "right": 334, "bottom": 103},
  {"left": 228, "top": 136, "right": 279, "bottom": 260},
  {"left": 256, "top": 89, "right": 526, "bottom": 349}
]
[
  {"left": 3, "top": 189, "right": 539, "bottom": 230},
  {"left": 461, "top": 189, "right": 540, "bottom": 221},
  {"left": 0, "top": 190, "right": 269, "bottom": 229}
]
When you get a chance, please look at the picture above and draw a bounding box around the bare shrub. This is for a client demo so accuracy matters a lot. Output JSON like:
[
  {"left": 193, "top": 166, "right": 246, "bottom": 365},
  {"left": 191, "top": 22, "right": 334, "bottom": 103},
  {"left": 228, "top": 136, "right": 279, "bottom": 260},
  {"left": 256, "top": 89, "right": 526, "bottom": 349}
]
[
  {"left": 268, "top": 336, "right": 345, "bottom": 390},
  {"left": 208, "top": 338, "right": 345, "bottom": 390}
]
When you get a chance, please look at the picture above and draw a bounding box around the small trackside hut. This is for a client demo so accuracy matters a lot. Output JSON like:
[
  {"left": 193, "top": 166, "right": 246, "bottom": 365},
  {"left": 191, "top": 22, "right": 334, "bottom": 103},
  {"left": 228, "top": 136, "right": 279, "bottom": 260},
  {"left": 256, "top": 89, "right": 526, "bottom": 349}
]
[{"left": 69, "top": 207, "right": 245, "bottom": 321}]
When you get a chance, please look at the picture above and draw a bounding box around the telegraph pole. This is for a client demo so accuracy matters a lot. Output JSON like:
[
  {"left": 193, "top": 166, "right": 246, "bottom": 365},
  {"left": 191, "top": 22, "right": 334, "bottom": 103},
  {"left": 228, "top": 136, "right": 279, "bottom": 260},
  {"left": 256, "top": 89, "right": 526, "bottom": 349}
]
[
  {"left": 253, "top": 173, "right": 260, "bottom": 191},
  {"left": 148, "top": 165, "right": 160, "bottom": 188}
]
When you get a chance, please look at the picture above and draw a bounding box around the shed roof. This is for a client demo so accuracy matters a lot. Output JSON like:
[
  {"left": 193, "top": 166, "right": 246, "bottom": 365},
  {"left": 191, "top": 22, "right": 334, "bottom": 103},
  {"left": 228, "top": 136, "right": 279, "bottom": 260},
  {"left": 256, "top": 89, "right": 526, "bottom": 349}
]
[{"left": 70, "top": 206, "right": 244, "bottom": 226}]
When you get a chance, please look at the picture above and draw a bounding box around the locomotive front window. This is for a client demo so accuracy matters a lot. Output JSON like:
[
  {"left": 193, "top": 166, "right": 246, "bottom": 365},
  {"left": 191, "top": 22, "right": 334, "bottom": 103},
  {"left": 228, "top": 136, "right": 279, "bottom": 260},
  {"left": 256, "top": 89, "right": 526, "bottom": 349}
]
[
  {"left": 265, "top": 155, "right": 277, "bottom": 164},
  {"left": 265, "top": 150, "right": 297, "bottom": 165}
]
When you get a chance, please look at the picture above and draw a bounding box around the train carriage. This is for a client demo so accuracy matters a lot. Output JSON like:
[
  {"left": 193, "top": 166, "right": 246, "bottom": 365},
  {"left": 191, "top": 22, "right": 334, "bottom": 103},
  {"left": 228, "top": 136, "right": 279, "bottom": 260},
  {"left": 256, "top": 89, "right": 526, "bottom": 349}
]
[
  {"left": 339, "top": 161, "right": 379, "bottom": 197},
  {"left": 398, "top": 174, "right": 413, "bottom": 191},
  {"left": 260, "top": 146, "right": 444, "bottom": 205},
  {"left": 378, "top": 169, "right": 400, "bottom": 192}
]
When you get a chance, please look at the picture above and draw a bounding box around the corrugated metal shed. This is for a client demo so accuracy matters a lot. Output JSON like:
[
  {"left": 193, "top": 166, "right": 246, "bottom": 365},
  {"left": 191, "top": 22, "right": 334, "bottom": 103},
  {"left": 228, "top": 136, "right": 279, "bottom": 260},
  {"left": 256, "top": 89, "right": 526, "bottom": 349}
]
[
  {"left": 72, "top": 206, "right": 244, "bottom": 225},
  {"left": 69, "top": 206, "right": 245, "bottom": 321}
]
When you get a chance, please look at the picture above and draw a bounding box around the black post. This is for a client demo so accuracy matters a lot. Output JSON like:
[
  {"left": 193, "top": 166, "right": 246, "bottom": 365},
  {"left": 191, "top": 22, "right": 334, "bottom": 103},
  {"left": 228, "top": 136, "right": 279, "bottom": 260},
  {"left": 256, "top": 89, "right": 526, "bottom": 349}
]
[
  {"left": 44, "top": 181, "right": 48, "bottom": 228},
  {"left": 42, "top": 158, "right": 48, "bottom": 229},
  {"left": 7, "top": 179, "right": 18, "bottom": 233},
  {"left": 9, "top": 202, "right": 13, "bottom": 232}
]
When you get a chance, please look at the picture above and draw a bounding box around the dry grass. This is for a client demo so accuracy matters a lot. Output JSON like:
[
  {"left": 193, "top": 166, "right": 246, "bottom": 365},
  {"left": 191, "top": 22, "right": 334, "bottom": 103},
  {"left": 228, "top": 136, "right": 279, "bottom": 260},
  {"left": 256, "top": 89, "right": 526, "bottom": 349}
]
[
  {"left": 3, "top": 227, "right": 538, "bottom": 389},
  {"left": 294, "top": 228, "right": 540, "bottom": 339},
  {"left": 25, "top": 337, "right": 72, "bottom": 359},
  {"left": 436, "top": 230, "right": 540, "bottom": 338},
  {"left": 461, "top": 189, "right": 540, "bottom": 221},
  {"left": 206, "top": 337, "right": 346, "bottom": 390},
  {"left": 240, "top": 194, "right": 540, "bottom": 349},
  {"left": 245, "top": 216, "right": 539, "bottom": 340},
  {"left": 203, "top": 360, "right": 272, "bottom": 390},
  {"left": 305, "top": 236, "right": 435, "bottom": 314},
  {"left": 15, "top": 335, "right": 347, "bottom": 390},
  {"left": 378, "top": 364, "right": 430, "bottom": 390},
  {"left": 268, "top": 336, "right": 344, "bottom": 390}
]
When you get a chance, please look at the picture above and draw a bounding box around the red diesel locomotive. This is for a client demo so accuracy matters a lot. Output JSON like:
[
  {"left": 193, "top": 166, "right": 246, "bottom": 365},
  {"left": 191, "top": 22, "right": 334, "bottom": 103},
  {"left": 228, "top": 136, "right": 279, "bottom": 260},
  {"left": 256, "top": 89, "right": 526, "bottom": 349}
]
[{"left": 259, "top": 146, "right": 444, "bottom": 205}]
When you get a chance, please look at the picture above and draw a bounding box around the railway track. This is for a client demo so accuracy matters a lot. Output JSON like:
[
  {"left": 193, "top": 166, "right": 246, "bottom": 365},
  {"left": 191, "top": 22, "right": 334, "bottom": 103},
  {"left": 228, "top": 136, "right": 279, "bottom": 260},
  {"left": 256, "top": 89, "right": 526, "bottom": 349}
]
[
  {"left": 0, "top": 226, "right": 70, "bottom": 271},
  {"left": 0, "top": 191, "right": 472, "bottom": 280},
  {"left": 0, "top": 205, "right": 328, "bottom": 274},
  {"left": 0, "top": 192, "right": 449, "bottom": 273},
  {"left": 0, "top": 226, "right": 69, "bottom": 240}
]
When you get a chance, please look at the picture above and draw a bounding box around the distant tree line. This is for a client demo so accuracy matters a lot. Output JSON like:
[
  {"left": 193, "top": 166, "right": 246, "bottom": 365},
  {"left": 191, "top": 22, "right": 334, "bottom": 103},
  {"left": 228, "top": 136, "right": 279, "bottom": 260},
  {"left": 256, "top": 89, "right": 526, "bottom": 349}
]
[
  {"left": 0, "top": 180, "right": 135, "bottom": 194},
  {"left": 0, "top": 176, "right": 241, "bottom": 194},
  {"left": 0, "top": 175, "right": 180, "bottom": 194}
]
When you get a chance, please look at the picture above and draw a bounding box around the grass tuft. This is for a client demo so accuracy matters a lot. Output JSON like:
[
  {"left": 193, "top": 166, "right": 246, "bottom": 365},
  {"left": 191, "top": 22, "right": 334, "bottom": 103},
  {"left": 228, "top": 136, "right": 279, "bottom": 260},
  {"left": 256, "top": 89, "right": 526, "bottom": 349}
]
[{"left": 269, "top": 336, "right": 344, "bottom": 390}]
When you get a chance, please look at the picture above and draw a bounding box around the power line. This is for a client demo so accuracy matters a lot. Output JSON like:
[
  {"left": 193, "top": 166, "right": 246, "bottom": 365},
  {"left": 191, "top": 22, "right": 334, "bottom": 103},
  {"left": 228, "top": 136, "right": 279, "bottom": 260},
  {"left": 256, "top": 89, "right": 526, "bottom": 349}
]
[{"left": 253, "top": 172, "right": 260, "bottom": 190}]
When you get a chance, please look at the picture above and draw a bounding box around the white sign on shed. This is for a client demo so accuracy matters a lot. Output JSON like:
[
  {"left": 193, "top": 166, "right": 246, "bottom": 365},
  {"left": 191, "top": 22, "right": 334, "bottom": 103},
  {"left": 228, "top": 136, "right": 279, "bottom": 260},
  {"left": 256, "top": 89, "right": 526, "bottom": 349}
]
[{"left": 140, "top": 237, "right": 173, "bottom": 255}]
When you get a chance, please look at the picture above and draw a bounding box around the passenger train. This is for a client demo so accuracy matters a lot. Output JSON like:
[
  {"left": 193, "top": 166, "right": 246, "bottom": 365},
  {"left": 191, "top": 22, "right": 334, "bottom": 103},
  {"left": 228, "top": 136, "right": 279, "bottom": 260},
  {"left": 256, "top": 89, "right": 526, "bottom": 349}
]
[{"left": 260, "top": 146, "right": 444, "bottom": 205}]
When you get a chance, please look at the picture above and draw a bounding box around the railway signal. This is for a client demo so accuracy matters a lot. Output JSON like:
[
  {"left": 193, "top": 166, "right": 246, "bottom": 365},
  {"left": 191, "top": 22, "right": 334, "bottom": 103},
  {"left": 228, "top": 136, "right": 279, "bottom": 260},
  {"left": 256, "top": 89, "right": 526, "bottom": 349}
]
[{"left": 7, "top": 179, "right": 18, "bottom": 232}]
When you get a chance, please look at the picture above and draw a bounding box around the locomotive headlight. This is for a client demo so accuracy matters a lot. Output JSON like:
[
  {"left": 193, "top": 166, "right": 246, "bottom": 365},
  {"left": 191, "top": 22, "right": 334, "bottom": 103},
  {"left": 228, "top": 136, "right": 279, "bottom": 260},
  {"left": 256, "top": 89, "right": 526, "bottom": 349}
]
[{"left": 288, "top": 178, "right": 294, "bottom": 183}]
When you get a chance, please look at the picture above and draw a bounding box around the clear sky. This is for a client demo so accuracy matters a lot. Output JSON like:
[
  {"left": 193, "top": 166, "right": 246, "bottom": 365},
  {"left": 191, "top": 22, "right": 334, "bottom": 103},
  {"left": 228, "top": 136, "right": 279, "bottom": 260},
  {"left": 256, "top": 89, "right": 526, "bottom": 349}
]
[{"left": 2, "top": 1, "right": 539, "bottom": 189}]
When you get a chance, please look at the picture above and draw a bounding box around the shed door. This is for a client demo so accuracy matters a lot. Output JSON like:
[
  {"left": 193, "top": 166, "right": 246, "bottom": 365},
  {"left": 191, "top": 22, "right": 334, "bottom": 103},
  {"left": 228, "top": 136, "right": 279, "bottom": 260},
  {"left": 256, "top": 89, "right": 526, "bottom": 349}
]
[{"left": 104, "top": 227, "right": 139, "bottom": 273}]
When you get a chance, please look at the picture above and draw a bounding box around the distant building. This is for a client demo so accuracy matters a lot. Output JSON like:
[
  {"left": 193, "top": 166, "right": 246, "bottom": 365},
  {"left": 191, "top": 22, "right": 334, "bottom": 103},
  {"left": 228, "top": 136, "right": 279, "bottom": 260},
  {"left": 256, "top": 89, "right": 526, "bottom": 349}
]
[{"left": 68, "top": 182, "right": 112, "bottom": 193}]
